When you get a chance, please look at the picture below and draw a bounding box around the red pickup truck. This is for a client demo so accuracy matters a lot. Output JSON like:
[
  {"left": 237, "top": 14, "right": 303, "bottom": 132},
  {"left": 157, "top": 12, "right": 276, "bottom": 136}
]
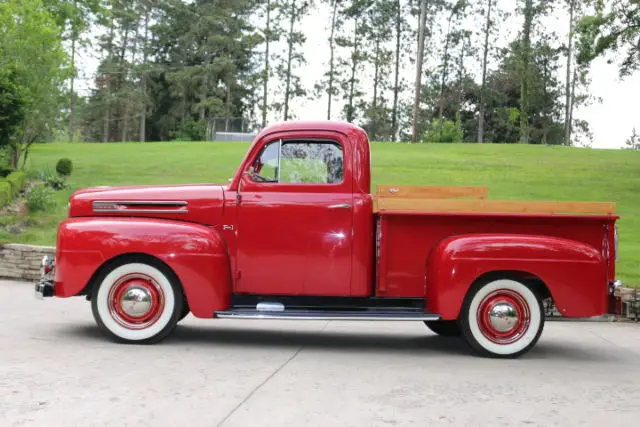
[{"left": 35, "top": 120, "right": 622, "bottom": 358}]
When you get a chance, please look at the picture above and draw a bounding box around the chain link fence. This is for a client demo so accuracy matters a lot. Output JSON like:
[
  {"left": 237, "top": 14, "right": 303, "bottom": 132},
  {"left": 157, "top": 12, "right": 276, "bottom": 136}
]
[{"left": 206, "top": 117, "right": 260, "bottom": 142}]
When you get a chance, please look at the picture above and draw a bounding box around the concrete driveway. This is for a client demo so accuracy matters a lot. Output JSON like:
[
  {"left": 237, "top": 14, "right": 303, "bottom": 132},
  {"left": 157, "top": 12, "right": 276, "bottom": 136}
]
[{"left": 1, "top": 279, "right": 639, "bottom": 427}]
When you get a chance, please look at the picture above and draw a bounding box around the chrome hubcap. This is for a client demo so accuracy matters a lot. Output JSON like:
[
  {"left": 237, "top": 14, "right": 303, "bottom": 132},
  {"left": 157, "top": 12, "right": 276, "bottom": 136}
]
[
  {"left": 120, "top": 286, "right": 153, "bottom": 318},
  {"left": 488, "top": 302, "right": 519, "bottom": 333}
]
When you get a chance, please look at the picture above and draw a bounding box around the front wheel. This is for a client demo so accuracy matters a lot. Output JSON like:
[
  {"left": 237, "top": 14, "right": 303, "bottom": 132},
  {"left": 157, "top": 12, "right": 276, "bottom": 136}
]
[
  {"left": 90, "top": 258, "right": 184, "bottom": 344},
  {"left": 459, "top": 278, "right": 544, "bottom": 358}
]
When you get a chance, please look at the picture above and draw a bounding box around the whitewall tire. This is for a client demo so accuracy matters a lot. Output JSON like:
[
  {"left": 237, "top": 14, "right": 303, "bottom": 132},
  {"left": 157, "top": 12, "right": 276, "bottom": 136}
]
[
  {"left": 90, "top": 258, "right": 184, "bottom": 344},
  {"left": 459, "top": 278, "right": 544, "bottom": 358}
]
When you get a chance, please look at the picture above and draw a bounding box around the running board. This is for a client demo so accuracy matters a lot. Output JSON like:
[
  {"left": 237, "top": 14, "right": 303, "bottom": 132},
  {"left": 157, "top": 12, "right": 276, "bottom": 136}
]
[{"left": 214, "top": 309, "right": 441, "bottom": 321}]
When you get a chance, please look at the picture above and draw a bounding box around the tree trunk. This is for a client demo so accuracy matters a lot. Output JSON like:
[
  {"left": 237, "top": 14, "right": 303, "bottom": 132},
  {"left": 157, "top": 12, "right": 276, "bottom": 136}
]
[
  {"left": 520, "top": 0, "right": 534, "bottom": 144},
  {"left": 122, "top": 22, "right": 139, "bottom": 143},
  {"left": 372, "top": 36, "right": 380, "bottom": 109},
  {"left": 437, "top": 11, "right": 455, "bottom": 142},
  {"left": 411, "top": 0, "right": 428, "bottom": 142},
  {"left": 140, "top": 3, "right": 149, "bottom": 142},
  {"left": 478, "top": 0, "right": 493, "bottom": 143},
  {"left": 262, "top": 0, "right": 271, "bottom": 127},
  {"left": 391, "top": 0, "right": 401, "bottom": 141},
  {"left": 564, "top": 0, "right": 576, "bottom": 146},
  {"left": 103, "top": 23, "right": 115, "bottom": 143},
  {"left": 327, "top": 0, "right": 338, "bottom": 120},
  {"left": 283, "top": 0, "right": 297, "bottom": 121},
  {"left": 346, "top": 21, "right": 361, "bottom": 123},
  {"left": 68, "top": 31, "right": 77, "bottom": 143}
]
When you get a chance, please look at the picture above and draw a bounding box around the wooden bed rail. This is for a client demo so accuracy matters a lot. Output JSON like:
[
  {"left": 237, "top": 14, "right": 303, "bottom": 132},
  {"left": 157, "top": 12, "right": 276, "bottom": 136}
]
[
  {"left": 376, "top": 185, "right": 489, "bottom": 200},
  {"left": 373, "top": 185, "right": 616, "bottom": 215}
]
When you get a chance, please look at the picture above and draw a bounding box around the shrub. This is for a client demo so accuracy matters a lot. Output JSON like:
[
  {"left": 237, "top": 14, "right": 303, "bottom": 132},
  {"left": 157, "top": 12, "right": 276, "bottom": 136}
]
[
  {"left": 6, "top": 171, "right": 27, "bottom": 197},
  {"left": 56, "top": 158, "right": 73, "bottom": 177},
  {"left": 0, "top": 180, "right": 11, "bottom": 208},
  {"left": 25, "top": 185, "right": 56, "bottom": 212},
  {"left": 0, "top": 165, "right": 15, "bottom": 178},
  {"left": 423, "top": 118, "right": 465, "bottom": 143}
]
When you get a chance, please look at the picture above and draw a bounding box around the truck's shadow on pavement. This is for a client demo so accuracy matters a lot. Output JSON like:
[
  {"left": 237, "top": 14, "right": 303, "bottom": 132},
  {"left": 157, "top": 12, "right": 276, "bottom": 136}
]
[{"left": 63, "top": 322, "right": 627, "bottom": 362}]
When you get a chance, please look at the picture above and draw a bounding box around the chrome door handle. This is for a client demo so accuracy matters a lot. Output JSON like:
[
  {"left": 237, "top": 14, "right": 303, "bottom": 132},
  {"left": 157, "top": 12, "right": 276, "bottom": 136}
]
[{"left": 328, "top": 203, "right": 351, "bottom": 209}]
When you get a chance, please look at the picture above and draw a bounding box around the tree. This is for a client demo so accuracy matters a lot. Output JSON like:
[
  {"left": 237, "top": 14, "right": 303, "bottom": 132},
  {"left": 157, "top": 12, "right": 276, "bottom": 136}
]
[
  {"left": 0, "top": 0, "right": 70, "bottom": 167},
  {"left": 517, "top": 0, "right": 553, "bottom": 144},
  {"left": 390, "top": 0, "right": 410, "bottom": 141},
  {"left": 360, "top": 0, "right": 395, "bottom": 140},
  {"left": 477, "top": 0, "right": 494, "bottom": 143},
  {"left": 411, "top": 0, "right": 429, "bottom": 142},
  {"left": 42, "top": 0, "right": 106, "bottom": 143},
  {"left": 436, "top": 1, "right": 469, "bottom": 142},
  {"left": 625, "top": 128, "right": 640, "bottom": 149},
  {"left": 336, "top": 0, "right": 369, "bottom": 123},
  {"left": 0, "top": 69, "right": 26, "bottom": 157},
  {"left": 257, "top": 0, "right": 283, "bottom": 127},
  {"left": 314, "top": 0, "right": 345, "bottom": 120},
  {"left": 273, "top": 0, "right": 312, "bottom": 121},
  {"left": 578, "top": 0, "right": 640, "bottom": 78}
]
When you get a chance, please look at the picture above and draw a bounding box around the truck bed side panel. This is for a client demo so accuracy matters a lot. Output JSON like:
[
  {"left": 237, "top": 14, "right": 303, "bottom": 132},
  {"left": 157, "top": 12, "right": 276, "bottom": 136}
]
[{"left": 376, "top": 212, "right": 615, "bottom": 300}]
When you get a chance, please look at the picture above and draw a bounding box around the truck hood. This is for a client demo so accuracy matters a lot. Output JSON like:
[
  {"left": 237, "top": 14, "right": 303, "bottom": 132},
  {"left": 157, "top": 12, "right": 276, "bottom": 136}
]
[{"left": 68, "top": 184, "right": 227, "bottom": 227}]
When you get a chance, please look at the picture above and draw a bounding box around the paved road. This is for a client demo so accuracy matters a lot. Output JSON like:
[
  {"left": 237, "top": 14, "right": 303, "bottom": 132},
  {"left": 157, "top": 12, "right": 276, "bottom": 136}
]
[{"left": 1, "top": 279, "right": 639, "bottom": 427}]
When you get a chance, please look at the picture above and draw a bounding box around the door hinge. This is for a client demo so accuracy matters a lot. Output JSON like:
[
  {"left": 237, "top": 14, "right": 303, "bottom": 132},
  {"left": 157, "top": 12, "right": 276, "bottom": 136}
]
[
  {"left": 236, "top": 193, "right": 242, "bottom": 204},
  {"left": 234, "top": 270, "right": 242, "bottom": 280}
]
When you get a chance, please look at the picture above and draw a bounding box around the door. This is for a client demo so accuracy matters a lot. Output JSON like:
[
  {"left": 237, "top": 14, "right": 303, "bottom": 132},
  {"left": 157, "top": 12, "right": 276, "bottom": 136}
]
[{"left": 235, "top": 136, "right": 353, "bottom": 296}]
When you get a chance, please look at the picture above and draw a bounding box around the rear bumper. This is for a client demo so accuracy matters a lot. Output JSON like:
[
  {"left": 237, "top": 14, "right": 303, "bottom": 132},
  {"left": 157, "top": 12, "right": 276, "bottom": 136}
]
[
  {"left": 609, "top": 280, "right": 623, "bottom": 295},
  {"left": 608, "top": 280, "right": 624, "bottom": 315},
  {"left": 34, "top": 255, "right": 55, "bottom": 299}
]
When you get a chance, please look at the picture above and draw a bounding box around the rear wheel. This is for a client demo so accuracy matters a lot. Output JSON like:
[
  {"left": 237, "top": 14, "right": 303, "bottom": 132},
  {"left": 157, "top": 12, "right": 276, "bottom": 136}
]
[
  {"left": 90, "top": 258, "right": 184, "bottom": 344},
  {"left": 424, "top": 320, "right": 460, "bottom": 337},
  {"left": 459, "top": 278, "right": 544, "bottom": 358}
]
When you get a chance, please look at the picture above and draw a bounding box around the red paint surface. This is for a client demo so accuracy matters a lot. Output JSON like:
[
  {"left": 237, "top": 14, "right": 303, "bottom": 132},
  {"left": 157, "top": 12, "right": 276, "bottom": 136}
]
[
  {"left": 376, "top": 213, "right": 612, "bottom": 318},
  {"left": 52, "top": 120, "right": 619, "bottom": 321},
  {"left": 54, "top": 218, "right": 232, "bottom": 318}
]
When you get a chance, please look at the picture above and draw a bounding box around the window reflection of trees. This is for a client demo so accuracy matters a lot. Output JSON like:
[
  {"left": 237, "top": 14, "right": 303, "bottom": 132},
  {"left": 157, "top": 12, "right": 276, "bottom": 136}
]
[
  {"left": 252, "top": 140, "right": 344, "bottom": 184},
  {"left": 280, "top": 142, "right": 343, "bottom": 184}
]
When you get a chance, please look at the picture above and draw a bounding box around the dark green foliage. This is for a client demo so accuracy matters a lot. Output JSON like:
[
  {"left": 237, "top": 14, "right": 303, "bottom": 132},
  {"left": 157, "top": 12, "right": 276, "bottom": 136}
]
[
  {"left": 0, "top": 165, "right": 16, "bottom": 178},
  {"left": 25, "top": 185, "right": 56, "bottom": 212},
  {"left": 55, "top": 158, "right": 73, "bottom": 177},
  {"left": 0, "top": 68, "right": 26, "bottom": 152},
  {"left": 578, "top": 0, "right": 640, "bottom": 78},
  {"left": 0, "top": 180, "right": 11, "bottom": 207},
  {"left": 6, "top": 171, "right": 27, "bottom": 197},
  {"left": 423, "top": 119, "right": 464, "bottom": 143}
]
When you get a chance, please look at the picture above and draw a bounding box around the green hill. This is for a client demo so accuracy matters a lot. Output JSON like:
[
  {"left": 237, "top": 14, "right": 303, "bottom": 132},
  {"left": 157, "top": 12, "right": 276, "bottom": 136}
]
[{"left": 4, "top": 141, "right": 639, "bottom": 287}]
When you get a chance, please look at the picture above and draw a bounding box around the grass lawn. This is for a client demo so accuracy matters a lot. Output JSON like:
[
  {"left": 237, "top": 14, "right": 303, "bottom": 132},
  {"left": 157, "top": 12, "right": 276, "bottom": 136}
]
[{"left": 3, "top": 140, "right": 639, "bottom": 287}]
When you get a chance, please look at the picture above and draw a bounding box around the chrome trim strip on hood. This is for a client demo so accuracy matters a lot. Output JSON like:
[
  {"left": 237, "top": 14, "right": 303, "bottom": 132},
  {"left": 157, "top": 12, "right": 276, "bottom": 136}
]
[{"left": 93, "top": 200, "right": 189, "bottom": 214}]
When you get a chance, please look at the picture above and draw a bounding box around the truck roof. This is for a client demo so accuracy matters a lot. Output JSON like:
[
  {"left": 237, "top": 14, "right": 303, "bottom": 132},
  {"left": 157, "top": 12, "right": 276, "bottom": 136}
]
[{"left": 255, "top": 120, "right": 367, "bottom": 141}]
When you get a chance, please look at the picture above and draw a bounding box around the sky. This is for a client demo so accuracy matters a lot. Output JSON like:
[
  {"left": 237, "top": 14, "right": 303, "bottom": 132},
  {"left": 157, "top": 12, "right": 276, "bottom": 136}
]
[{"left": 75, "top": 0, "right": 640, "bottom": 149}]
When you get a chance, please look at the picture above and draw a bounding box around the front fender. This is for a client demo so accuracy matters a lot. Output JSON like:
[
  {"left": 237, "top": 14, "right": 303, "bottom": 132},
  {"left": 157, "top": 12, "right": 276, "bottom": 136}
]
[
  {"left": 54, "top": 217, "right": 232, "bottom": 318},
  {"left": 426, "top": 234, "right": 608, "bottom": 320}
]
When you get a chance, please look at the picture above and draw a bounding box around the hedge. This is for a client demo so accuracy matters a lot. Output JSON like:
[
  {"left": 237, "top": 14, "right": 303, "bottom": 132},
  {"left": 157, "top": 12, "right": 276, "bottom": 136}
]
[
  {"left": 6, "top": 171, "right": 27, "bottom": 198},
  {"left": 0, "top": 180, "right": 11, "bottom": 208}
]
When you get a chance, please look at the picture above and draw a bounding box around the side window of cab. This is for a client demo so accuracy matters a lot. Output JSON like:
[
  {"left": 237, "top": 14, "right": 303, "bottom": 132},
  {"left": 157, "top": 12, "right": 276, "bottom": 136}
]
[{"left": 250, "top": 139, "right": 344, "bottom": 185}]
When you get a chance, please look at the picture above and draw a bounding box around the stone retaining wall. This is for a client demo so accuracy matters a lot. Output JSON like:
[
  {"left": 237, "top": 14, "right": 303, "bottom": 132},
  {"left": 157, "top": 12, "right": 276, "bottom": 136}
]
[{"left": 0, "top": 244, "right": 55, "bottom": 281}]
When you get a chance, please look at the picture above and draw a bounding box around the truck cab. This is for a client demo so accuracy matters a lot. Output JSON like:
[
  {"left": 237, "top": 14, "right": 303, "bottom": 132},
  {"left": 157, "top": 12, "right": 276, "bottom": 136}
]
[{"left": 36, "top": 120, "right": 622, "bottom": 358}]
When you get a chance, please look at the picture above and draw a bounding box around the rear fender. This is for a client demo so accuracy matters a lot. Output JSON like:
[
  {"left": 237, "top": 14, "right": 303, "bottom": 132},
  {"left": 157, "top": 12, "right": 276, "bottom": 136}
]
[
  {"left": 425, "top": 234, "right": 608, "bottom": 320},
  {"left": 54, "top": 218, "right": 232, "bottom": 318}
]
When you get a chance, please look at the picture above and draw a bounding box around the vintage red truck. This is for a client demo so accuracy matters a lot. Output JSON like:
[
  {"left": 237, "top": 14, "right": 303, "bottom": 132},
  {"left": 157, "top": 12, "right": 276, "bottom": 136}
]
[{"left": 35, "top": 120, "right": 622, "bottom": 358}]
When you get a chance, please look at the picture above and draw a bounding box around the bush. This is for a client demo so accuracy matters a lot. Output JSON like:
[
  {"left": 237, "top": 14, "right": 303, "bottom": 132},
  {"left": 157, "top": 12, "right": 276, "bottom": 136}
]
[
  {"left": 0, "top": 165, "right": 15, "bottom": 178},
  {"left": 0, "top": 180, "right": 11, "bottom": 208},
  {"left": 56, "top": 158, "right": 73, "bottom": 177},
  {"left": 423, "top": 118, "right": 465, "bottom": 143},
  {"left": 25, "top": 185, "right": 56, "bottom": 212},
  {"left": 6, "top": 171, "right": 27, "bottom": 197}
]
